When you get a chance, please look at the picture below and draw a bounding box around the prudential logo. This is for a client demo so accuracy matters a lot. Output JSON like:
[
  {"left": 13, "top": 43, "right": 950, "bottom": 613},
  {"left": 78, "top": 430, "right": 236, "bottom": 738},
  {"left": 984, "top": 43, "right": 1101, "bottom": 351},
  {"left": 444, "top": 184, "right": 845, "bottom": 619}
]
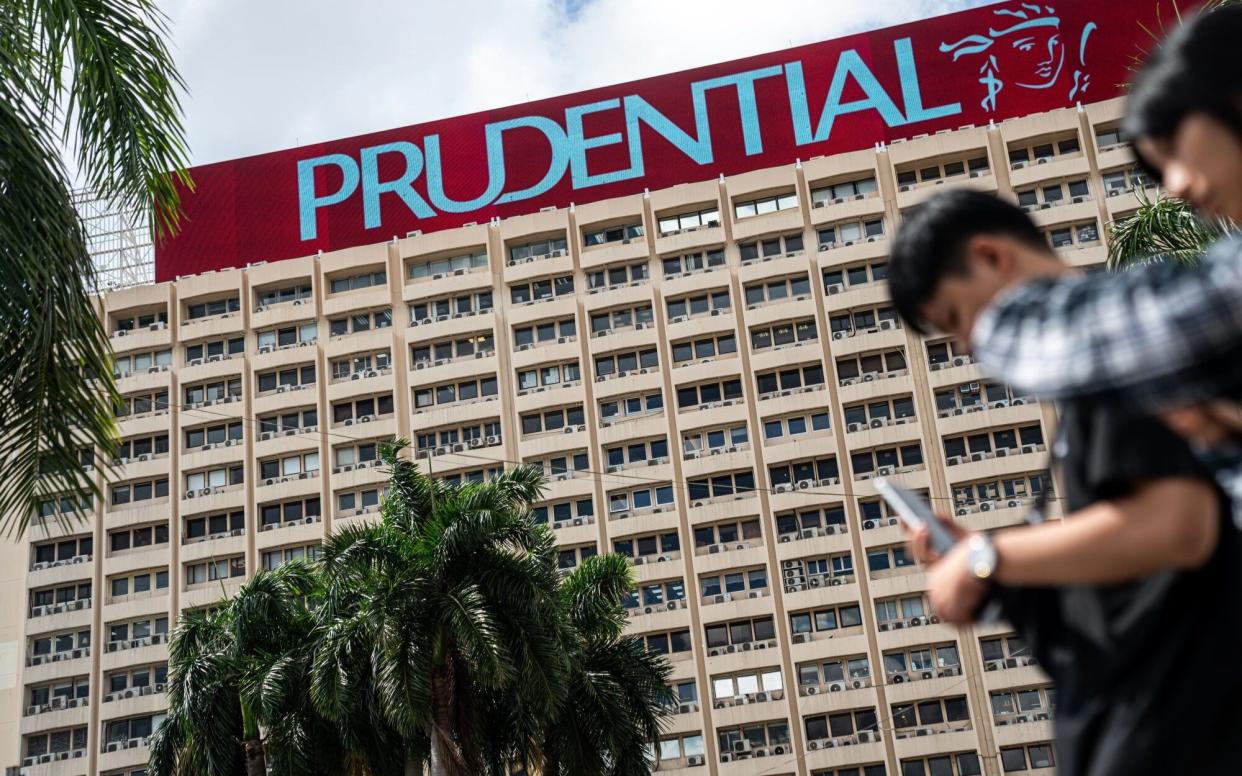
[{"left": 939, "top": 3, "right": 1099, "bottom": 112}]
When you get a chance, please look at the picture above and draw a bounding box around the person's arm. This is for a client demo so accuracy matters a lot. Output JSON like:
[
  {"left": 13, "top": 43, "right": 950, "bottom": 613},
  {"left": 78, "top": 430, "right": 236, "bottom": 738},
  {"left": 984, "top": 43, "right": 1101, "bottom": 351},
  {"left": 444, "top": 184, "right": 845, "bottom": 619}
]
[
  {"left": 971, "top": 236, "right": 1242, "bottom": 409},
  {"left": 912, "top": 477, "right": 1219, "bottom": 623}
]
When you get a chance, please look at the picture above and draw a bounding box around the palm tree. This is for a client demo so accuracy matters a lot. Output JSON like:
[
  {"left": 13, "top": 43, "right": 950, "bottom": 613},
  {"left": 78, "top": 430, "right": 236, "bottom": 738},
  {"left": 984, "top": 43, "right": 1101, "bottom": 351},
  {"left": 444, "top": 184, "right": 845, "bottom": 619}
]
[
  {"left": 1, "top": 0, "right": 190, "bottom": 535},
  {"left": 148, "top": 561, "right": 352, "bottom": 776},
  {"left": 1107, "top": 189, "right": 1233, "bottom": 270},
  {"left": 310, "top": 439, "right": 569, "bottom": 776},
  {"left": 537, "top": 553, "right": 675, "bottom": 776}
]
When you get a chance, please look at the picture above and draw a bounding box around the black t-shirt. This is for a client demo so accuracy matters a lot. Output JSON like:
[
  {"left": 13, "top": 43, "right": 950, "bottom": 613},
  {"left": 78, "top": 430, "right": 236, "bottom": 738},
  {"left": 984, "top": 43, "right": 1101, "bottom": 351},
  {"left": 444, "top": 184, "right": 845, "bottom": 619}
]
[{"left": 996, "top": 401, "right": 1242, "bottom": 776}]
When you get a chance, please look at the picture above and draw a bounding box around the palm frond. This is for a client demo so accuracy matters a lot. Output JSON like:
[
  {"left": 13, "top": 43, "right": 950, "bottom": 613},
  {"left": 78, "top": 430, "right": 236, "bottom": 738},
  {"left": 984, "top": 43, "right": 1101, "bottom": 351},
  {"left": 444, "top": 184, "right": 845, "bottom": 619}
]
[{"left": 1107, "top": 189, "right": 1233, "bottom": 270}]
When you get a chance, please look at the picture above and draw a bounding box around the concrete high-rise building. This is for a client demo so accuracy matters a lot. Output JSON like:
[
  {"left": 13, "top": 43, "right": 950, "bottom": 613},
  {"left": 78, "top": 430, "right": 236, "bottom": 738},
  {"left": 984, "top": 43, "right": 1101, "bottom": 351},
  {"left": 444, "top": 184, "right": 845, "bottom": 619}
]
[{"left": 2, "top": 1, "right": 1180, "bottom": 774}]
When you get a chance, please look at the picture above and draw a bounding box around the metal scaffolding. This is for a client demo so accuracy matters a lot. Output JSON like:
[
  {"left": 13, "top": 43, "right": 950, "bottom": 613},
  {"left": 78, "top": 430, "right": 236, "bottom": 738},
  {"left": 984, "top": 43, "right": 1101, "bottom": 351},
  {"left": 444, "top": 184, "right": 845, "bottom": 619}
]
[{"left": 72, "top": 188, "right": 154, "bottom": 290}]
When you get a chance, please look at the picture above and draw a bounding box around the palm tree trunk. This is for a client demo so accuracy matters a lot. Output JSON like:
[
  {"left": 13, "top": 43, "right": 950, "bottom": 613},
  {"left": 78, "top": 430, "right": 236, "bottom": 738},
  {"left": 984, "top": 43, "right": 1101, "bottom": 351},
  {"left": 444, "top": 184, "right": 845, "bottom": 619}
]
[
  {"left": 542, "top": 736, "right": 560, "bottom": 776},
  {"left": 428, "top": 666, "right": 462, "bottom": 776},
  {"left": 241, "top": 702, "right": 266, "bottom": 776}
]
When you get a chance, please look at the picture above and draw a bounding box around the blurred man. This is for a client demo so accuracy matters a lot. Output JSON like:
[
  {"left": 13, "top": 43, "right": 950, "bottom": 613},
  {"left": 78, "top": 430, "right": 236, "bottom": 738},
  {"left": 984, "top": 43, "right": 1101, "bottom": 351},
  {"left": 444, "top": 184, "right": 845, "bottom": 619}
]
[{"left": 887, "top": 189, "right": 1242, "bottom": 776}]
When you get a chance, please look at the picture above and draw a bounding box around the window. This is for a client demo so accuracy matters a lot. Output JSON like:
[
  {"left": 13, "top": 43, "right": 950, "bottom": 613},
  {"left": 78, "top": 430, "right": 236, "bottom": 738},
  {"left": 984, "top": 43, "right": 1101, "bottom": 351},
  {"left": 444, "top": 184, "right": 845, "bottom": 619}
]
[
  {"left": 515, "top": 317, "right": 577, "bottom": 345},
  {"left": 768, "top": 456, "right": 839, "bottom": 487},
  {"left": 107, "top": 569, "right": 168, "bottom": 599},
  {"left": 328, "top": 308, "right": 392, "bottom": 337},
  {"left": 671, "top": 333, "right": 737, "bottom": 364},
  {"left": 676, "top": 378, "right": 743, "bottom": 409},
  {"left": 410, "top": 249, "right": 487, "bottom": 278},
  {"left": 891, "top": 695, "right": 970, "bottom": 730},
  {"left": 23, "top": 726, "right": 87, "bottom": 757},
  {"left": 700, "top": 568, "right": 768, "bottom": 599},
  {"left": 257, "top": 408, "right": 318, "bottom": 436},
  {"left": 587, "top": 261, "right": 649, "bottom": 289},
  {"left": 803, "top": 707, "right": 877, "bottom": 742},
  {"left": 829, "top": 305, "right": 898, "bottom": 336},
  {"left": 900, "top": 753, "right": 982, "bottom": 776},
  {"left": 256, "top": 364, "right": 317, "bottom": 394},
  {"left": 716, "top": 720, "right": 791, "bottom": 753},
  {"left": 774, "top": 505, "right": 846, "bottom": 536},
  {"left": 256, "top": 321, "right": 318, "bottom": 350},
  {"left": 810, "top": 174, "right": 878, "bottom": 204},
  {"left": 258, "top": 451, "right": 320, "bottom": 482},
  {"left": 510, "top": 274, "right": 574, "bottom": 304},
  {"left": 590, "top": 305, "right": 653, "bottom": 335},
  {"left": 259, "top": 496, "right": 322, "bottom": 528},
  {"left": 796, "top": 655, "right": 870, "bottom": 687},
  {"left": 332, "top": 394, "right": 395, "bottom": 424},
  {"left": 612, "top": 531, "right": 680, "bottom": 562},
  {"left": 666, "top": 289, "right": 730, "bottom": 320},
  {"left": 413, "top": 375, "right": 499, "bottom": 410},
  {"left": 895, "top": 154, "right": 988, "bottom": 188},
  {"left": 624, "top": 580, "right": 688, "bottom": 613},
  {"left": 186, "top": 296, "right": 239, "bottom": 319},
  {"left": 185, "top": 557, "right": 245, "bottom": 586},
  {"left": 655, "top": 732, "right": 704, "bottom": 764},
  {"left": 991, "top": 686, "right": 1054, "bottom": 717},
  {"left": 817, "top": 218, "right": 883, "bottom": 248},
  {"left": 115, "top": 389, "right": 170, "bottom": 418},
  {"left": 107, "top": 615, "right": 168, "bottom": 644},
  {"left": 823, "top": 261, "right": 887, "bottom": 292},
  {"left": 600, "top": 391, "right": 663, "bottom": 422},
  {"left": 693, "top": 518, "right": 762, "bottom": 549},
  {"left": 1095, "top": 125, "right": 1125, "bottom": 149},
  {"left": 105, "top": 713, "right": 167, "bottom": 745},
  {"left": 607, "top": 484, "right": 676, "bottom": 514},
  {"left": 414, "top": 421, "right": 501, "bottom": 451},
  {"left": 875, "top": 595, "right": 928, "bottom": 624},
  {"left": 520, "top": 404, "right": 586, "bottom": 435},
  {"left": 33, "top": 536, "right": 93, "bottom": 566},
  {"left": 255, "top": 282, "right": 312, "bottom": 307},
  {"left": 583, "top": 222, "right": 644, "bottom": 247},
  {"left": 517, "top": 360, "right": 582, "bottom": 391},
  {"left": 1000, "top": 744, "right": 1054, "bottom": 772},
  {"left": 703, "top": 616, "right": 776, "bottom": 648},
  {"left": 682, "top": 424, "right": 749, "bottom": 455},
  {"left": 744, "top": 274, "right": 811, "bottom": 307},
  {"left": 410, "top": 331, "right": 495, "bottom": 363},
  {"left": 113, "top": 348, "right": 172, "bottom": 377},
  {"left": 556, "top": 544, "right": 599, "bottom": 570},
  {"left": 686, "top": 470, "right": 756, "bottom": 500},
  {"left": 789, "top": 602, "right": 863, "bottom": 636},
  {"left": 331, "top": 349, "right": 393, "bottom": 380},
  {"left": 183, "top": 377, "right": 241, "bottom": 405},
  {"left": 662, "top": 248, "right": 726, "bottom": 276},
  {"left": 738, "top": 232, "right": 804, "bottom": 262},
  {"left": 328, "top": 269, "right": 386, "bottom": 293},
  {"left": 184, "top": 466, "right": 243, "bottom": 493},
  {"left": 594, "top": 348, "right": 657, "bottom": 378},
  {"left": 733, "top": 191, "right": 797, "bottom": 218},
  {"left": 658, "top": 205, "right": 720, "bottom": 234},
  {"left": 114, "top": 434, "right": 170, "bottom": 462},
  {"left": 926, "top": 339, "right": 967, "bottom": 368},
  {"left": 1009, "top": 134, "right": 1082, "bottom": 167},
  {"left": 755, "top": 363, "right": 825, "bottom": 398},
  {"left": 605, "top": 437, "right": 670, "bottom": 468},
  {"left": 750, "top": 319, "right": 817, "bottom": 351},
  {"left": 111, "top": 477, "right": 169, "bottom": 506},
  {"left": 185, "top": 335, "right": 245, "bottom": 362},
  {"left": 29, "top": 583, "right": 92, "bottom": 613},
  {"left": 262, "top": 543, "right": 321, "bottom": 570},
  {"left": 112, "top": 309, "right": 167, "bottom": 332},
  {"left": 509, "top": 236, "right": 568, "bottom": 262},
  {"left": 783, "top": 553, "right": 854, "bottom": 586},
  {"left": 842, "top": 395, "right": 916, "bottom": 429},
  {"left": 884, "top": 643, "right": 961, "bottom": 677},
  {"left": 409, "top": 291, "right": 493, "bottom": 324},
  {"left": 28, "top": 628, "right": 90, "bottom": 659},
  {"left": 183, "top": 423, "right": 241, "bottom": 449},
  {"left": 184, "top": 510, "right": 245, "bottom": 541},
  {"left": 850, "top": 444, "right": 923, "bottom": 476},
  {"left": 531, "top": 496, "right": 595, "bottom": 526},
  {"left": 105, "top": 662, "right": 168, "bottom": 696},
  {"left": 836, "top": 349, "right": 907, "bottom": 383}
]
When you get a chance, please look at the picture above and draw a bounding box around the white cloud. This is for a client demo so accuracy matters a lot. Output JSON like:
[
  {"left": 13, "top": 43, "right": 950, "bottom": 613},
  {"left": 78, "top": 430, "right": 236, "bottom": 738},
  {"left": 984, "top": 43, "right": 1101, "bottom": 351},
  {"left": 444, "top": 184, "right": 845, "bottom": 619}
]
[{"left": 162, "top": 0, "right": 992, "bottom": 166}]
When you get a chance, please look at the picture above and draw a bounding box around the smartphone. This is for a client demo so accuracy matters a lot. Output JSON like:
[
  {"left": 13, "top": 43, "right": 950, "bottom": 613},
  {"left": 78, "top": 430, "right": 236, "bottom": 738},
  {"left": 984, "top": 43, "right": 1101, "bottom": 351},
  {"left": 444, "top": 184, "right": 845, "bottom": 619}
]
[{"left": 874, "top": 477, "right": 958, "bottom": 555}]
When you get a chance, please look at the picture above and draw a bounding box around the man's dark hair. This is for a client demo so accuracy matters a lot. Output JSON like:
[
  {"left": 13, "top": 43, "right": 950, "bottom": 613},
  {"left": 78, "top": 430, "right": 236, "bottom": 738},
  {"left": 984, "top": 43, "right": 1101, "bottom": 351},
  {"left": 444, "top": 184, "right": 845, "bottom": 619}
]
[
  {"left": 1125, "top": 5, "right": 1242, "bottom": 183},
  {"left": 888, "top": 190, "right": 1046, "bottom": 334}
]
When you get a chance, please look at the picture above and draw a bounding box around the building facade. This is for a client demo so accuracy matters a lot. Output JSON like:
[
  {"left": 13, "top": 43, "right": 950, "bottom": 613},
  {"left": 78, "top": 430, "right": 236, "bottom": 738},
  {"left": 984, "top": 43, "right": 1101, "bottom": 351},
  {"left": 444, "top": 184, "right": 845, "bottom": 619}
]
[{"left": 3, "top": 91, "right": 1160, "bottom": 776}]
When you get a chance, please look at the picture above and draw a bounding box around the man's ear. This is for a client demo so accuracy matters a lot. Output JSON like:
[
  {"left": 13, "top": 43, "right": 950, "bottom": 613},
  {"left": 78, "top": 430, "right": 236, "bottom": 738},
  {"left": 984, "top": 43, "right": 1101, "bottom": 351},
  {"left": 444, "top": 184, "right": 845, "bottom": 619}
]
[{"left": 964, "top": 234, "right": 1008, "bottom": 274}]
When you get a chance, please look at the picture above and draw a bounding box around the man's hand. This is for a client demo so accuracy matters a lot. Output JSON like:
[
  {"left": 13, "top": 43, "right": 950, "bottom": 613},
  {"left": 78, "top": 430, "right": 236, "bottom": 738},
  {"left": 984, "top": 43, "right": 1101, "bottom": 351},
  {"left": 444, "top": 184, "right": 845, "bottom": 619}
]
[
  {"left": 906, "top": 515, "right": 986, "bottom": 626},
  {"left": 922, "top": 540, "right": 989, "bottom": 625},
  {"left": 1162, "top": 401, "right": 1242, "bottom": 446}
]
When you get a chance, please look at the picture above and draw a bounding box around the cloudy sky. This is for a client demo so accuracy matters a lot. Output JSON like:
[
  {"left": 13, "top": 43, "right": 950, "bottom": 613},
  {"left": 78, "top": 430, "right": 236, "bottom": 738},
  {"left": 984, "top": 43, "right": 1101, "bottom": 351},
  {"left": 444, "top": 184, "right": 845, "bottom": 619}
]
[{"left": 161, "top": 0, "right": 994, "bottom": 166}]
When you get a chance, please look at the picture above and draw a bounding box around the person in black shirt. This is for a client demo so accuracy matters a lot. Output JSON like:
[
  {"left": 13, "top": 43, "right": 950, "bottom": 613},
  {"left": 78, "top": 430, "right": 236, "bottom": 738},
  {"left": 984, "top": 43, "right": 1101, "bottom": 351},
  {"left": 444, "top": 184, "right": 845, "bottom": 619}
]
[{"left": 886, "top": 190, "right": 1242, "bottom": 776}]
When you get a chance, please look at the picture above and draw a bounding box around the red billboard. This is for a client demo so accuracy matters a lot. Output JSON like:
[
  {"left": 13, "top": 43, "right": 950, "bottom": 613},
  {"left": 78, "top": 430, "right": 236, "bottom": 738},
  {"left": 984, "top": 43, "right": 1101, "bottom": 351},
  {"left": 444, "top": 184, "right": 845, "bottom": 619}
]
[{"left": 156, "top": 0, "right": 1202, "bottom": 281}]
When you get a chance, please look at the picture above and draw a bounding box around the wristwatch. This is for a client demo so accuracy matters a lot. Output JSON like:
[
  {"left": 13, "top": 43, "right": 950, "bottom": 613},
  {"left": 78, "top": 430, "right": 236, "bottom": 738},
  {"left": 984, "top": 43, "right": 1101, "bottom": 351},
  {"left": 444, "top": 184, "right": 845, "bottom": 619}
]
[{"left": 965, "top": 533, "right": 998, "bottom": 585}]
